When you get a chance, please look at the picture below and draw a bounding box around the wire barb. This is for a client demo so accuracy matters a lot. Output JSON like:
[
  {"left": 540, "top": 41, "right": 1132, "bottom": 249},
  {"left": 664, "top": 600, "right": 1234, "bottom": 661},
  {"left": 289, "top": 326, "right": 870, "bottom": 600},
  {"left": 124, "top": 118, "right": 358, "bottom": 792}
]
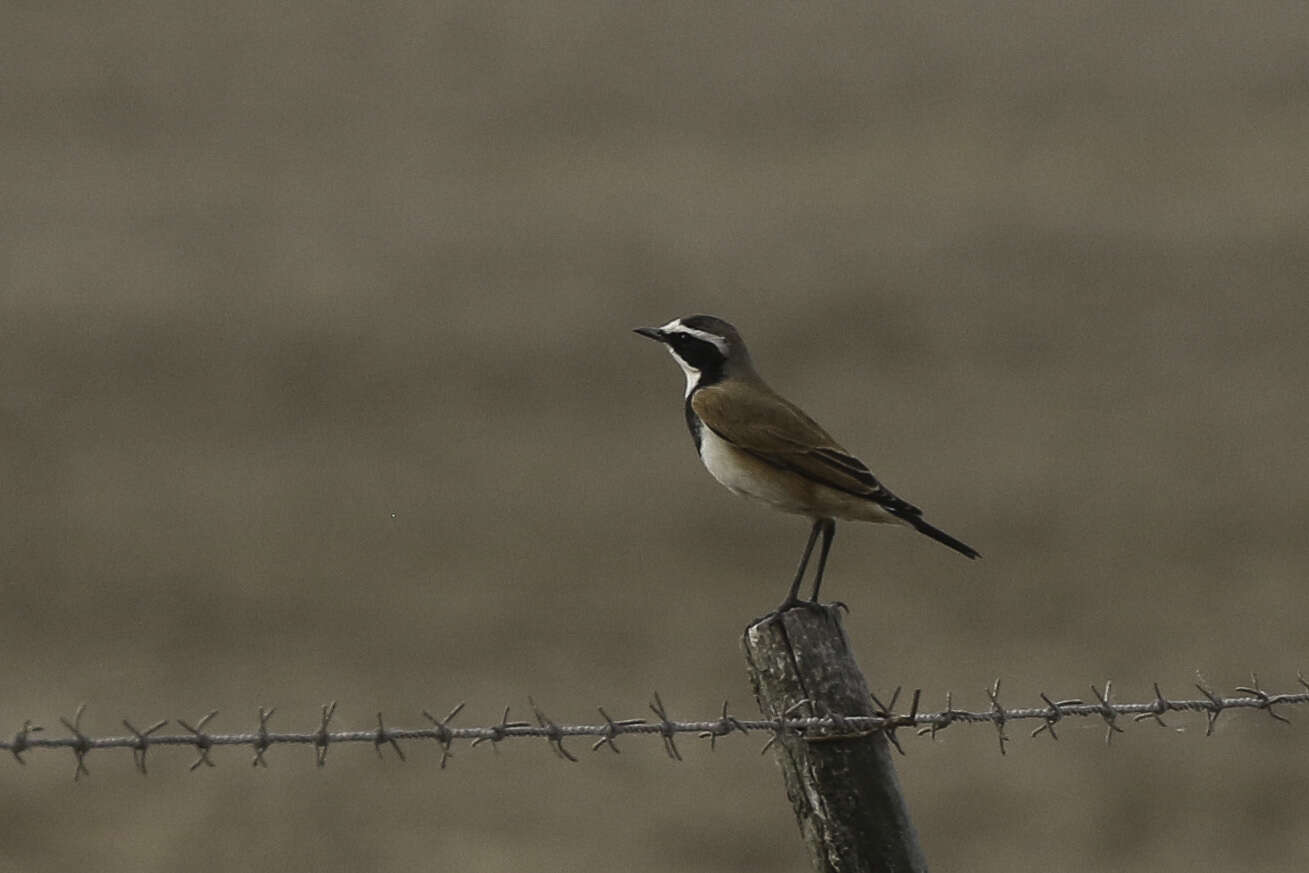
[
  {"left": 420, "top": 703, "right": 464, "bottom": 768},
  {"left": 374, "top": 712, "right": 406, "bottom": 761},
  {"left": 1090, "top": 682, "right": 1125, "bottom": 745},
  {"left": 918, "top": 690, "right": 956, "bottom": 739},
  {"left": 313, "top": 702, "right": 336, "bottom": 767},
  {"left": 698, "top": 700, "right": 746, "bottom": 750},
  {"left": 591, "top": 706, "right": 643, "bottom": 754},
  {"left": 1133, "top": 684, "right": 1170, "bottom": 728},
  {"left": 1031, "top": 692, "right": 1082, "bottom": 740},
  {"left": 470, "top": 706, "right": 530, "bottom": 751},
  {"left": 1235, "top": 673, "right": 1292, "bottom": 725},
  {"left": 649, "top": 692, "right": 682, "bottom": 761},
  {"left": 1194, "top": 683, "right": 1224, "bottom": 737},
  {"left": 10, "top": 719, "right": 43, "bottom": 765},
  {"left": 529, "top": 698, "right": 577, "bottom": 763},
  {"left": 252, "top": 707, "right": 276, "bottom": 768},
  {"left": 177, "top": 710, "right": 219, "bottom": 771},
  {"left": 761, "top": 697, "right": 813, "bottom": 754},
  {"left": 59, "top": 704, "right": 91, "bottom": 780},
  {"left": 986, "top": 680, "right": 1008, "bottom": 756},
  {"left": 122, "top": 718, "right": 168, "bottom": 774},
  {"left": 870, "top": 687, "right": 910, "bottom": 755}
]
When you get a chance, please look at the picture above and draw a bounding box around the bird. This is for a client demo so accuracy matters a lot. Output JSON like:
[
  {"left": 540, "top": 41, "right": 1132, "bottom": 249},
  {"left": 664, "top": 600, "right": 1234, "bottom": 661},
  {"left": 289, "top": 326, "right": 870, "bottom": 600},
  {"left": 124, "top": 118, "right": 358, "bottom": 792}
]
[{"left": 634, "top": 314, "right": 978, "bottom": 612}]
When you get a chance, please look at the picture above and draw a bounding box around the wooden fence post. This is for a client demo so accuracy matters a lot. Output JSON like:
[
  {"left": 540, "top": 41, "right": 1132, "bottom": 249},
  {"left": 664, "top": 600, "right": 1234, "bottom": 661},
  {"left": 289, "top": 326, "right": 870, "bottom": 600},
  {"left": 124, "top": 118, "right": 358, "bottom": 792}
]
[{"left": 743, "top": 605, "right": 929, "bottom": 873}]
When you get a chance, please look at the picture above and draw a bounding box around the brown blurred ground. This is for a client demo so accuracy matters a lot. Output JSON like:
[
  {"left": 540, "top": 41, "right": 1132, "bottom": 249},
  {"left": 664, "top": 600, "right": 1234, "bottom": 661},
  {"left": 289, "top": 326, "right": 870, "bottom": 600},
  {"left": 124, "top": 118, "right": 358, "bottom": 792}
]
[{"left": 2, "top": 2, "right": 1308, "bottom": 871}]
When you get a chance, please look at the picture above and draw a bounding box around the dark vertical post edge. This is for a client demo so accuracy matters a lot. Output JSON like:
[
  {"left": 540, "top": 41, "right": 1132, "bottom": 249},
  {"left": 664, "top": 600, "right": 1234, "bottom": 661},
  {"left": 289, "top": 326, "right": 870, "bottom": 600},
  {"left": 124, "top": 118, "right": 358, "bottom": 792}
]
[{"left": 743, "top": 605, "right": 929, "bottom": 873}]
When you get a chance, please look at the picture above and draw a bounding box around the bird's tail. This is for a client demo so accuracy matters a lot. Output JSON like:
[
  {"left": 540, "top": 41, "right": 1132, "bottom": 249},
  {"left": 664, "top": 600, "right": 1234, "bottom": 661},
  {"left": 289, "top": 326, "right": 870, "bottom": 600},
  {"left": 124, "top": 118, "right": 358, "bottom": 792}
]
[{"left": 900, "top": 514, "right": 981, "bottom": 559}]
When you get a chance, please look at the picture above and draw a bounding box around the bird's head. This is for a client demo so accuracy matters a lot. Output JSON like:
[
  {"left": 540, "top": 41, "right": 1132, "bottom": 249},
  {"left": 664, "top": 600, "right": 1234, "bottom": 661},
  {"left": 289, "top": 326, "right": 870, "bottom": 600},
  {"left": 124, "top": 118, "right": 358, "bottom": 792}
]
[{"left": 634, "top": 314, "right": 754, "bottom": 394}]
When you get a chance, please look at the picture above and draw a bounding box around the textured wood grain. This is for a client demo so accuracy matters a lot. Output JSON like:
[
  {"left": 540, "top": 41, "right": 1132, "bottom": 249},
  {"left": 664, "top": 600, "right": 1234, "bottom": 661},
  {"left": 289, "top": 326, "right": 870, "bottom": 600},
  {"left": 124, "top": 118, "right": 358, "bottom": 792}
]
[{"left": 743, "top": 606, "right": 929, "bottom": 873}]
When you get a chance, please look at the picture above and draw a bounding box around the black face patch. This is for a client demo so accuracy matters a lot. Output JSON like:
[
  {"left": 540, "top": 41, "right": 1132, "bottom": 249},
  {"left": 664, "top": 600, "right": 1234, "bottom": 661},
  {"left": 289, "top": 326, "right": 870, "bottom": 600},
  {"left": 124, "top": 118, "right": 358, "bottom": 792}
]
[{"left": 666, "top": 332, "right": 725, "bottom": 375}]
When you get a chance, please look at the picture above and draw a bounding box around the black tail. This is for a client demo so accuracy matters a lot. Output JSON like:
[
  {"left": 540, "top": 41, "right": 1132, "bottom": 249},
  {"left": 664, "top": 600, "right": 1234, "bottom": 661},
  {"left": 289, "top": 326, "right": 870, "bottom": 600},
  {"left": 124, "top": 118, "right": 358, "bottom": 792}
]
[{"left": 901, "top": 514, "right": 981, "bottom": 559}]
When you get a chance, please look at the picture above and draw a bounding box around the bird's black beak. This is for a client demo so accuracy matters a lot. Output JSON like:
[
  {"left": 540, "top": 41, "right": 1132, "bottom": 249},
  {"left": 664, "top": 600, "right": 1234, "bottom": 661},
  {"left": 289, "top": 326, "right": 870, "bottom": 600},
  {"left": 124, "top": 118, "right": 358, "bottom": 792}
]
[{"left": 633, "top": 326, "right": 665, "bottom": 342}]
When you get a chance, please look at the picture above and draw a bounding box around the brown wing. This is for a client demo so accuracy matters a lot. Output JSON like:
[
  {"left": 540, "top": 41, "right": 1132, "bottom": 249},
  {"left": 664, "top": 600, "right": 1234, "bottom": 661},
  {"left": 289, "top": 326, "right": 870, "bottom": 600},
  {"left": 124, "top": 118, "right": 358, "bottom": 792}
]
[{"left": 690, "top": 383, "right": 922, "bottom": 517}]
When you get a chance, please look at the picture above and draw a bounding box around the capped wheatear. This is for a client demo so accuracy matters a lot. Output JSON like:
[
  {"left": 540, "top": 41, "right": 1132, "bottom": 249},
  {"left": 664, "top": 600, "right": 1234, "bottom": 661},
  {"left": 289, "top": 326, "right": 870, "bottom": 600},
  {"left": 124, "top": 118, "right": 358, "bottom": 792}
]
[{"left": 635, "top": 314, "right": 978, "bottom": 612}]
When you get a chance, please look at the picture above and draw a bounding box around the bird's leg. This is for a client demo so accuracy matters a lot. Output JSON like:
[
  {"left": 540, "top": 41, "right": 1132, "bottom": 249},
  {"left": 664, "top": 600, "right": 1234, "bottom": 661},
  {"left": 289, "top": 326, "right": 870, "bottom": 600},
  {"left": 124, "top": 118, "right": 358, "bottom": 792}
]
[
  {"left": 776, "top": 519, "right": 823, "bottom": 612},
  {"left": 808, "top": 519, "right": 836, "bottom": 602}
]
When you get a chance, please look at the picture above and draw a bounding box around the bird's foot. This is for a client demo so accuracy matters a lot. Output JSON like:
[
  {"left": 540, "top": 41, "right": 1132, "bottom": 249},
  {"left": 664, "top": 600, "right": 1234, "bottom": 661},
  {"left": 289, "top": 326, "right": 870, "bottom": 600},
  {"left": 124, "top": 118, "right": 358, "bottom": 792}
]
[
  {"left": 749, "top": 597, "right": 844, "bottom": 628},
  {"left": 778, "top": 596, "right": 827, "bottom": 614}
]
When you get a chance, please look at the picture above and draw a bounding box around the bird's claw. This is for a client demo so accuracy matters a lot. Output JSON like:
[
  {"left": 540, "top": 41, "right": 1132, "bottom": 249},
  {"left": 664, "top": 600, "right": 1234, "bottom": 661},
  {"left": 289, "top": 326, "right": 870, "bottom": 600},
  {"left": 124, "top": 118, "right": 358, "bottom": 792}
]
[{"left": 748, "top": 598, "right": 847, "bottom": 628}]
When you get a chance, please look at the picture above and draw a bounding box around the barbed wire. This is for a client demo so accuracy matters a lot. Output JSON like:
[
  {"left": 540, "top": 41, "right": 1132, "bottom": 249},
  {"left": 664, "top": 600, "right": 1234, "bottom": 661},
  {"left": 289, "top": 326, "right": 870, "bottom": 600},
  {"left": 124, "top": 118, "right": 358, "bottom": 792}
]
[{"left": 4, "top": 675, "right": 1305, "bottom": 779}]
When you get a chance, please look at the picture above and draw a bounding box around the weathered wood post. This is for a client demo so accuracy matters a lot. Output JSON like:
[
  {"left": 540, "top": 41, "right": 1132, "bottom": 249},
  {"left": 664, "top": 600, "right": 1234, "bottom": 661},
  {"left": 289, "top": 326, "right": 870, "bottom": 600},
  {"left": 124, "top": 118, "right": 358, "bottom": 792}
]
[{"left": 743, "top": 605, "right": 929, "bottom": 873}]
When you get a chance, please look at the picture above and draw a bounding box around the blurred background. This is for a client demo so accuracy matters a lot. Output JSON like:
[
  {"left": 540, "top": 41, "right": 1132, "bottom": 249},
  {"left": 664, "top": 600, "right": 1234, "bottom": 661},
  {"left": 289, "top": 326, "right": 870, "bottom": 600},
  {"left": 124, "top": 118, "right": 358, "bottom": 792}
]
[{"left": 2, "top": 2, "right": 1307, "bottom": 870}]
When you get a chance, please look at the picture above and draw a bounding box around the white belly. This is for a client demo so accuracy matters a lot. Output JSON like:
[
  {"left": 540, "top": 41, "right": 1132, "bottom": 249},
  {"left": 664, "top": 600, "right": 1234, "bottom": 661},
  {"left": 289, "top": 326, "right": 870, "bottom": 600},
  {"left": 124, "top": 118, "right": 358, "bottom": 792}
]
[
  {"left": 697, "top": 427, "right": 902, "bottom": 524},
  {"left": 699, "top": 427, "right": 809, "bottom": 513}
]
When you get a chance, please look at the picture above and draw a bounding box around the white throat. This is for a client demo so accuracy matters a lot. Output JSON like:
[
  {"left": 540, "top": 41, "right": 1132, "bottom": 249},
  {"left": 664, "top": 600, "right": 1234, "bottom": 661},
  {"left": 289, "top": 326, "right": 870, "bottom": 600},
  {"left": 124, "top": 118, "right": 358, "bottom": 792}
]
[{"left": 666, "top": 347, "right": 702, "bottom": 397}]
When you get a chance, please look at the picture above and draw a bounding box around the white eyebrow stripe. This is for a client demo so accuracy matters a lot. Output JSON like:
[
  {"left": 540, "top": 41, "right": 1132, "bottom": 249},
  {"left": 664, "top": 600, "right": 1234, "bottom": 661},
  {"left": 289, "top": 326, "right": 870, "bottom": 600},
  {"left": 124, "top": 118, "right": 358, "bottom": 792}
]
[{"left": 660, "top": 320, "right": 729, "bottom": 356}]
